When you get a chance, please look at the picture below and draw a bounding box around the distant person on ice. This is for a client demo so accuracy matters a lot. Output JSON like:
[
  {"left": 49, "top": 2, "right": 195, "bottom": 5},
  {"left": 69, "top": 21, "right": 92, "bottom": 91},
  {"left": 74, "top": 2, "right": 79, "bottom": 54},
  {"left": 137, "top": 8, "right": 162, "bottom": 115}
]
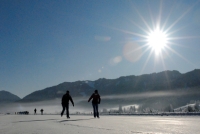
[
  {"left": 34, "top": 108, "right": 37, "bottom": 115},
  {"left": 40, "top": 109, "right": 44, "bottom": 115},
  {"left": 61, "top": 90, "right": 74, "bottom": 118},
  {"left": 88, "top": 90, "right": 101, "bottom": 118}
]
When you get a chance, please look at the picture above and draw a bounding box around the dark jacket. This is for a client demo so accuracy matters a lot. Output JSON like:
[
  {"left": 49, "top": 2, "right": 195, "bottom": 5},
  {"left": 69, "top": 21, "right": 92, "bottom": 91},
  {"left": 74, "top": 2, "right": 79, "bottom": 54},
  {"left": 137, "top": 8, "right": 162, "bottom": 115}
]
[
  {"left": 88, "top": 93, "right": 101, "bottom": 104},
  {"left": 62, "top": 93, "right": 74, "bottom": 106}
]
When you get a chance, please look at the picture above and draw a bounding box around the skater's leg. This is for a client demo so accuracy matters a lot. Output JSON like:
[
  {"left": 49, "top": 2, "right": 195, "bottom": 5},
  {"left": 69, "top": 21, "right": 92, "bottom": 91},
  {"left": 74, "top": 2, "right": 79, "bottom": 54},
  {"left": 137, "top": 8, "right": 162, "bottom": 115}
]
[
  {"left": 92, "top": 103, "right": 96, "bottom": 117},
  {"left": 96, "top": 104, "right": 99, "bottom": 118},
  {"left": 61, "top": 104, "right": 65, "bottom": 117},
  {"left": 66, "top": 104, "right": 70, "bottom": 118}
]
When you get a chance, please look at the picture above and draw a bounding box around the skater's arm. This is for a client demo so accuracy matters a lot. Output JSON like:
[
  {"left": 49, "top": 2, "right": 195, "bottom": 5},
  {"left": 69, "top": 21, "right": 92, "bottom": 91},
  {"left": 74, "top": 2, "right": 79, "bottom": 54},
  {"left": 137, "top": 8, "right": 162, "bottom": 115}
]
[
  {"left": 61, "top": 95, "right": 65, "bottom": 104},
  {"left": 88, "top": 94, "right": 93, "bottom": 102},
  {"left": 70, "top": 96, "right": 74, "bottom": 106}
]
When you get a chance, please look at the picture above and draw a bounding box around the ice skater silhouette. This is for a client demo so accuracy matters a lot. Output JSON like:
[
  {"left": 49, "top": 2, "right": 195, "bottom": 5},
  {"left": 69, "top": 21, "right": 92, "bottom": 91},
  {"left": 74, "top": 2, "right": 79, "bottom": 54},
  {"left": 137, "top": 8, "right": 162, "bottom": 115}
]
[
  {"left": 40, "top": 109, "right": 44, "bottom": 115},
  {"left": 34, "top": 108, "right": 37, "bottom": 115},
  {"left": 61, "top": 90, "right": 74, "bottom": 118},
  {"left": 88, "top": 90, "right": 101, "bottom": 118}
]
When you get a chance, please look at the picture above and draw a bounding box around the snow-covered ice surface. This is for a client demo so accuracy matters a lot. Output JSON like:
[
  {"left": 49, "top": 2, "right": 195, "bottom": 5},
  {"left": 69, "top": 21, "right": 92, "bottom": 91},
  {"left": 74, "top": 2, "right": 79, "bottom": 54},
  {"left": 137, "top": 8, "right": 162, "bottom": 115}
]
[{"left": 0, "top": 115, "right": 200, "bottom": 134}]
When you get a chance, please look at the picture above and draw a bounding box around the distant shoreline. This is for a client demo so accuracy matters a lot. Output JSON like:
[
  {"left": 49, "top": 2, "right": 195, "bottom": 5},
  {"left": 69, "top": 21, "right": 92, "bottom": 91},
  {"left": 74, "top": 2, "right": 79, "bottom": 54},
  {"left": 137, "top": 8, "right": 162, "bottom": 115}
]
[
  {"left": 101, "top": 112, "right": 200, "bottom": 116},
  {"left": 4, "top": 112, "right": 200, "bottom": 116}
]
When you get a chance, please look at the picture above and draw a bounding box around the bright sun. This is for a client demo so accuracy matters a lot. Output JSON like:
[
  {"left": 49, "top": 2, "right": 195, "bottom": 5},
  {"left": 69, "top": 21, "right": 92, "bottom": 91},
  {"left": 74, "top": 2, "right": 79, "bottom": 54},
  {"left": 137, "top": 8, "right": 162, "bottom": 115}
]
[{"left": 147, "top": 28, "right": 168, "bottom": 55}]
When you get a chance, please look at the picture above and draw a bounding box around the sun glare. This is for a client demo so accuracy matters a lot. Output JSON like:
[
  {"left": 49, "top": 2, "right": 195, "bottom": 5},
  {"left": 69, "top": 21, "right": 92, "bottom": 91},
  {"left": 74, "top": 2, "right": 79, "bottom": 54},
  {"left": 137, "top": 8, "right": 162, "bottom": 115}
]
[{"left": 147, "top": 28, "right": 168, "bottom": 55}]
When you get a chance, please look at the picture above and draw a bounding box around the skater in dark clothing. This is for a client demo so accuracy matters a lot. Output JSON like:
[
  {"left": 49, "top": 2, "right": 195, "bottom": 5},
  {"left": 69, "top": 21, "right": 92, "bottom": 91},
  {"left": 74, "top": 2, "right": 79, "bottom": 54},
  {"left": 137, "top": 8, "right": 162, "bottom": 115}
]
[
  {"left": 88, "top": 90, "right": 101, "bottom": 118},
  {"left": 61, "top": 91, "right": 74, "bottom": 118},
  {"left": 34, "top": 108, "right": 37, "bottom": 115},
  {"left": 40, "top": 109, "right": 44, "bottom": 115}
]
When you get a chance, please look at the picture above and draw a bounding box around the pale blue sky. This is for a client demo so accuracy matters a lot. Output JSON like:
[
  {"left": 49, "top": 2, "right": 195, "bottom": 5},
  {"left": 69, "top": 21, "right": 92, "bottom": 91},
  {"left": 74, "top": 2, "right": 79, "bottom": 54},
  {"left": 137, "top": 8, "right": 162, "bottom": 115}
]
[{"left": 1, "top": 0, "right": 200, "bottom": 98}]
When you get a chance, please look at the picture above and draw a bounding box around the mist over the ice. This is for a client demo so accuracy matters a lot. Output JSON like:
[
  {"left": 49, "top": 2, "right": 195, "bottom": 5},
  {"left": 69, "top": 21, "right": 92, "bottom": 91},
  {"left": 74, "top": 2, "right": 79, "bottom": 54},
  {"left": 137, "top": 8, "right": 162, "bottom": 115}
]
[
  {"left": 0, "top": 98, "right": 92, "bottom": 114},
  {"left": 1, "top": 89, "right": 197, "bottom": 114}
]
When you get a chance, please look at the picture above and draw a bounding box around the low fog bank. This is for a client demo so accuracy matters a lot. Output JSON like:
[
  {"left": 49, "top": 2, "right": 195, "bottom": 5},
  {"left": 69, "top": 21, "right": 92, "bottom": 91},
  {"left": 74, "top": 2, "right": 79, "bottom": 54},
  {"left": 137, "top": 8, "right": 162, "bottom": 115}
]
[
  {"left": 0, "top": 98, "right": 91, "bottom": 114},
  {"left": 1, "top": 90, "right": 200, "bottom": 114},
  {"left": 0, "top": 98, "right": 139, "bottom": 114}
]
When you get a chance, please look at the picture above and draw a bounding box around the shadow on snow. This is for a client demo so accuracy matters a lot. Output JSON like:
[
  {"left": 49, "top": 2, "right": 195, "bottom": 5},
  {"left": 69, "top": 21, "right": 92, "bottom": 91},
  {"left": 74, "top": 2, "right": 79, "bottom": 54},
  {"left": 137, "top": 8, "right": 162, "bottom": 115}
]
[{"left": 59, "top": 118, "right": 94, "bottom": 122}]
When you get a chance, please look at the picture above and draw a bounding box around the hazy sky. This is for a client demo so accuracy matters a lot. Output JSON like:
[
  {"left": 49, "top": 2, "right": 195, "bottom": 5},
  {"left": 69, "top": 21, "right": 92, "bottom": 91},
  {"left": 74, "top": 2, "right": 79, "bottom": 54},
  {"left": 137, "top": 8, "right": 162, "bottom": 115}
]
[{"left": 1, "top": 0, "right": 200, "bottom": 98}]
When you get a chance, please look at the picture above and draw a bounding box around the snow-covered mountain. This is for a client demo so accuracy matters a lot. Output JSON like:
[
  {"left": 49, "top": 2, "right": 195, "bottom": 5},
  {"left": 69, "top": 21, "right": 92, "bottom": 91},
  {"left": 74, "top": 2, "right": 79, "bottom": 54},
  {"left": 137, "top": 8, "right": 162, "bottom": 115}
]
[
  {"left": 16, "top": 69, "right": 200, "bottom": 108},
  {"left": 0, "top": 69, "right": 198, "bottom": 111}
]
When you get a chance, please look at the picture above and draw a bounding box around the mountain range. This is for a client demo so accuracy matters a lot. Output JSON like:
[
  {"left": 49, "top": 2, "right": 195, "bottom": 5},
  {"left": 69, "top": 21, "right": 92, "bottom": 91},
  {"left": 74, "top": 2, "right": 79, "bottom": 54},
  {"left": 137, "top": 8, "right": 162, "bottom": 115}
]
[
  {"left": 1, "top": 69, "right": 200, "bottom": 110},
  {"left": 0, "top": 90, "right": 21, "bottom": 103}
]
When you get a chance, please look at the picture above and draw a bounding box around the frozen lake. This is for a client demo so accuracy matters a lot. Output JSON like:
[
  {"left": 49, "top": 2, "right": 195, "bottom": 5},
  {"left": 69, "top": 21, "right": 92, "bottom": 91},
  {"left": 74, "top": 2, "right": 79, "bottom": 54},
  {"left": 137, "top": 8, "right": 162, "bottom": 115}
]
[{"left": 0, "top": 114, "right": 200, "bottom": 134}]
